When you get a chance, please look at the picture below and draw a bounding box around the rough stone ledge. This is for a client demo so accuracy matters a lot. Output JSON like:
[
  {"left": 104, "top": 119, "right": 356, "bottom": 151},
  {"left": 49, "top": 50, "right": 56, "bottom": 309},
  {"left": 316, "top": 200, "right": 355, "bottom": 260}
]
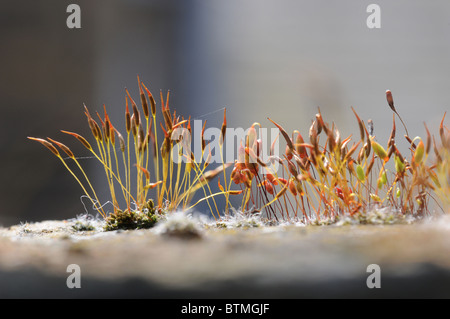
[{"left": 1, "top": 215, "right": 449, "bottom": 298}]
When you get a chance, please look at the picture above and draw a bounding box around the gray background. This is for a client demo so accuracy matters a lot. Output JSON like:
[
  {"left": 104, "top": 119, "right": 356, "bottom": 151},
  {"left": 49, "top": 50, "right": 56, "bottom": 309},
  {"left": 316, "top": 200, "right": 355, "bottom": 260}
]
[{"left": 1, "top": 0, "right": 449, "bottom": 226}]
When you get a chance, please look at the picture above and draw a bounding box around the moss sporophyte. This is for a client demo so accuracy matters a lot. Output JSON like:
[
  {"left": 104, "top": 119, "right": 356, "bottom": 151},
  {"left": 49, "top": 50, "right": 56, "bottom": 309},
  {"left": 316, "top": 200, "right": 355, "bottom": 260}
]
[{"left": 29, "top": 82, "right": 449, "bottom": 229}]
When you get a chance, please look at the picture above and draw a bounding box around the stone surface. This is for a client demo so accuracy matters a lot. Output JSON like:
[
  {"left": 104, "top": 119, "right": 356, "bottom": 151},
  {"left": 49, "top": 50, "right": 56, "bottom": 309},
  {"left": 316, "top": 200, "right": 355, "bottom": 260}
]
[{"left": 1, "top": 215, "right": 450, "bottom": 298}]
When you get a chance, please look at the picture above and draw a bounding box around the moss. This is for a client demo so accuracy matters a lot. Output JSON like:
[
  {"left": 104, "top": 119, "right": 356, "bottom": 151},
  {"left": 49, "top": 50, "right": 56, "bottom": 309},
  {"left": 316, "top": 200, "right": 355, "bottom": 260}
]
[
  {"left": 209, "top": 212, "right": 274, "bottom": 229},
  {"left": 155, "top": 212, "right": 203, "bottom": 239},
  {"left": 352, "top": 209, "right": 410, "bottom": 225},
  {"left": 104, "top": 199, "right": 161, "bottom": 231},
  {"left": 214, "top": 222, "right": 228, "bottom": 229},
  {"left": 234, "top": 219, "right": 261, "bottom": 229},
  {"left": 310, "top": 207, "right": 414, "bottom": 226},
  {"left": 309, "top": 218, "right": 337, "bottom": 226},
  {"left": 72, "top": 221, "right": 95, "bottom": 232},
  {"left": 21, "top": 228, "right": 32, "bottom": 234}
]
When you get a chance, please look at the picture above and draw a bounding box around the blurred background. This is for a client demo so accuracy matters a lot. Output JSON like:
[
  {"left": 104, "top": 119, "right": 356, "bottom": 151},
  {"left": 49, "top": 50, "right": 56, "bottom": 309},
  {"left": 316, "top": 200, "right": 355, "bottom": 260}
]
[{"left": 1, "top": 0, "right": 449, "bottom": 226}]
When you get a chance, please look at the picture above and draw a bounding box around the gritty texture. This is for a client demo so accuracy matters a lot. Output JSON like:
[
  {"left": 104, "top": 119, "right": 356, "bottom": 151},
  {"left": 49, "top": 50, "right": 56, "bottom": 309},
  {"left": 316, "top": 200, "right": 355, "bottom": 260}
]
[{"left": 1, "top": 215, "right": 450, "bottom": 298}]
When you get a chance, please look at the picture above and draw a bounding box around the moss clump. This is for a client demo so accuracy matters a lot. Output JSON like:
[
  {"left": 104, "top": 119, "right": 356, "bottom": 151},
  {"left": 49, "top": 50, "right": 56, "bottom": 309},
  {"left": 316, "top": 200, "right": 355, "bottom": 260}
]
[
  {"left": 309, "top": 207, "right": 414, "bottom": 226},
  {"left": 208, "top": 211, "right": 272, "bottom": 229},
  {"left": 346, "top": 208, "right": 412, "bottom": 225},
  {"left": 104, "top": 199, "right": 161, "bottom": 231},
  {"left": 72, "top": 221, "right": 96, "bottom": 232},
  {"left": 234, "top": 219, "right": 261, "bottom": 229}
]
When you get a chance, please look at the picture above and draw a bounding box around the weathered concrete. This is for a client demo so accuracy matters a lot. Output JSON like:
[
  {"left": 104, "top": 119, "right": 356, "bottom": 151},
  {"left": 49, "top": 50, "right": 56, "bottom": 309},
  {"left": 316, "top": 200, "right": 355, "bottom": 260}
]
[{"left": 1, "top": 215, "right": 449, "bottom": 298}]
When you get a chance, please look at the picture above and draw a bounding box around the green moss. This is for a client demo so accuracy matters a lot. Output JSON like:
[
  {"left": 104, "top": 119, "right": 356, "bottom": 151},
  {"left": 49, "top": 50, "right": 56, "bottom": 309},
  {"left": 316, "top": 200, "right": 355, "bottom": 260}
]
[
  {"left": 157, "top": 214, "right": 203, "bottom": 239},
  {"left": 234, "top": 219, "right": 261, "bottom": 229},
  {"left": 104, "top": 199, "right": 161, "bottom": 231}
]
